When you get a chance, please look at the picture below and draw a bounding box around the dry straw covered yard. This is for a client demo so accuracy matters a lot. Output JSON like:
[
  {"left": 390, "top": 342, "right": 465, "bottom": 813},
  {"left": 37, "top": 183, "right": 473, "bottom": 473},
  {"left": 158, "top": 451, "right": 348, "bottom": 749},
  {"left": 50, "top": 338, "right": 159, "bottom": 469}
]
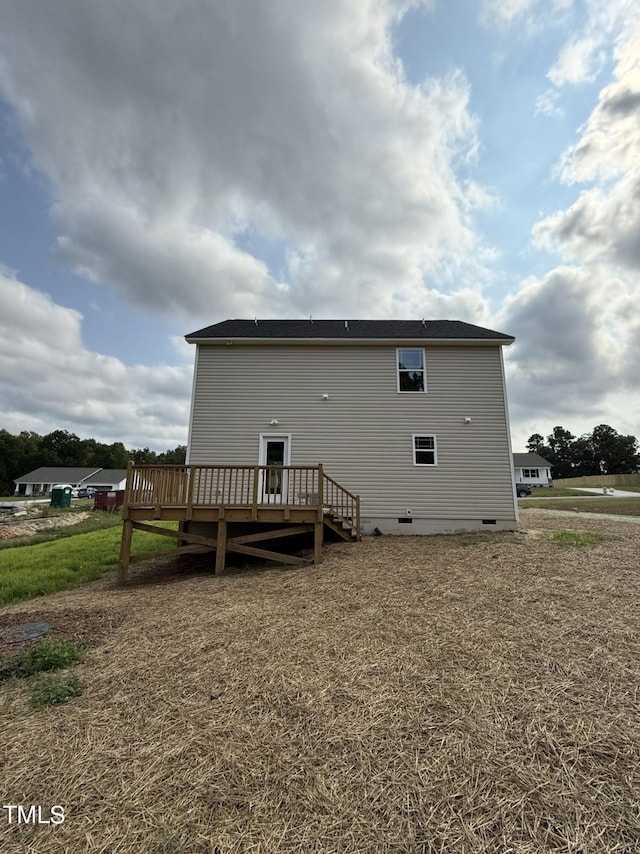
[{"left": 1, "top": 509, "right": 640, "bottom": 853}]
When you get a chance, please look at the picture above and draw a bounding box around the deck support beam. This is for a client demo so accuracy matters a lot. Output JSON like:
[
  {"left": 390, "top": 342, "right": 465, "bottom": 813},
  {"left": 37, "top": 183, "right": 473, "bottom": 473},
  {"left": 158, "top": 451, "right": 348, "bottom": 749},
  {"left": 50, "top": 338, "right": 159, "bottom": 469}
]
[
  {"left": 215, "top": 520, "right": 227, "bottom": 575},
  {"left": 117, "top": 519, "right": 133, "bottom": 585},
  {"left": 226, "top": 542, "right": 309, "bottom": 566},
  {"left": 314, "top": 521, "right": 324, "bottom": 565}
]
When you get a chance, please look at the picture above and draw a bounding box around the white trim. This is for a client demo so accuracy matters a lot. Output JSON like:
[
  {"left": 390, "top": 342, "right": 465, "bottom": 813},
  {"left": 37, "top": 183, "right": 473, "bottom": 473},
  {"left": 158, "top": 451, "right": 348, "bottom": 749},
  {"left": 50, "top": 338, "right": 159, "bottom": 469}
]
[
  {"left": 499, "top": 348, "right": 519, "bottom": 520},
  {"left": 412, "top": 434, "right": 438, "bottom": 466},
  {"left": 258, "top": 433, "right": 292, "bottom": 466},
  {"left": 258, "top": 434, "right": 292, "bottom": 503},
  {"left": 185, "top": 346, "right": 200, "bottom": 465},
  {"left": 396, "top": 347, "right": 427, "bottom": 393}
]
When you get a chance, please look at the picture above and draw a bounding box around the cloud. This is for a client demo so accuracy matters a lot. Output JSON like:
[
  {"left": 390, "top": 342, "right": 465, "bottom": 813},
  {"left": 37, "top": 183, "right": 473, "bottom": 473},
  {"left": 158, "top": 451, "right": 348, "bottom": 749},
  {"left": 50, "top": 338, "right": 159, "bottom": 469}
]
[
  {"left": 484, "top": 0, "right": 639, "bottom": 125},
  {"left": 0, "top": 0, "right": 490, "bottom": 324},
  {"left": 498, "top": 17, "right": 640, "bottom": 451},
  {"left": 498, "top": 264, "right": 639, "bottom": 428},
  {"left": 535, "top": 89, "right": 564, "bottom": 118},
  {"left": 479, "top": 0, "right": 541, "bottom": 27},
  {"left": 480, "top": 0, "right": 572, "bottom": 30},
  {"left": 545, "top": 0, "right": 639, "bottom": 90},
  {"left": 557, "top": 27, "right": 640, "bottom": 183},
  {"left": 533, "top": 27, "right": 640, "bottom": 270},
  {"left": 547, "top": 35, "right": 605, "bottom": 87},
  {"left": 0, "top": 269, "right": 192, "bottom": 449}
]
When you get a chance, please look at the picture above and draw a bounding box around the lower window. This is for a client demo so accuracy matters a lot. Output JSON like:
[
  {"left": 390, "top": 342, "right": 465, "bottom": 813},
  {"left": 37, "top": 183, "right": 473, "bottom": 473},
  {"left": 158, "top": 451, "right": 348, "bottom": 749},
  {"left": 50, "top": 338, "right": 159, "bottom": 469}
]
[{"left": 413, "top": 434, "right": 437, "bottom": 466}]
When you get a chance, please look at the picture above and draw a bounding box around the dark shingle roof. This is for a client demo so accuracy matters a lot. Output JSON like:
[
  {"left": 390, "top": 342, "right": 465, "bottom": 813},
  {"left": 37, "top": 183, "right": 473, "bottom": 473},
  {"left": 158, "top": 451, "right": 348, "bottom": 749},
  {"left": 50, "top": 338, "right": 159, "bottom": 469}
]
[
  {"left": 513, "top": 453, "right": 552, "bottom": 468},
  {"left": 14, "top": 467, "right": 102, "bottom": 484},
  {"left": 186, "top": 319, "right": 514, "bottom": 342},
  {"left": 83, "top": 469, "right": 128, "bottom": 485}
]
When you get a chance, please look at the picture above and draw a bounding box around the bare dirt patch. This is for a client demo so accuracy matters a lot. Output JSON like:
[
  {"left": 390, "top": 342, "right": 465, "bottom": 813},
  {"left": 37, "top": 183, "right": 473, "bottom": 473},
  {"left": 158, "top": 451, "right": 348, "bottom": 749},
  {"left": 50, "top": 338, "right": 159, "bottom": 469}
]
[
  {"left": 0, "top": 512, "right": 91, "bottom": 540},
  {"left": 1, "top": 510, "right": 639, "bottom": 853},
  {"left": 0, "top": 607, "right": 125, "bottom": 661}
]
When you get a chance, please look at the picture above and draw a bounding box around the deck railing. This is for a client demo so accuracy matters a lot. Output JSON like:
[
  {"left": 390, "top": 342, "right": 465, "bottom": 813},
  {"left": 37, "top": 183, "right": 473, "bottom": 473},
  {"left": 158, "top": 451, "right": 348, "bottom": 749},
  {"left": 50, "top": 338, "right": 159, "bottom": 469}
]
[{"left": 124, "top": 463, "right": 360, "bottom": 531}]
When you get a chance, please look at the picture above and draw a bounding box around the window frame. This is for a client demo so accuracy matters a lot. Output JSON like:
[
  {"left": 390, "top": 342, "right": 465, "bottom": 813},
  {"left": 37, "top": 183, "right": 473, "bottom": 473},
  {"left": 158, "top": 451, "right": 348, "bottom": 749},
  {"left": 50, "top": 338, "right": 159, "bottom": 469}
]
[
  {"left": 396, "top": 348, "right": 427, "bottom": 393},
  {"left": 412, "top": 434, "right": 438, "bottom": 466},
  {"left": 522, "top": 468, "right": 539, "bottom": 479}
]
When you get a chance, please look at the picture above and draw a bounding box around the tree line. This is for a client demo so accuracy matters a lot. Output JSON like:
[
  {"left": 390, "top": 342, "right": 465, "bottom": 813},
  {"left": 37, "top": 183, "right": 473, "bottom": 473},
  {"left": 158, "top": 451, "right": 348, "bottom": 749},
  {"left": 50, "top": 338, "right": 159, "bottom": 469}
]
[
  {"left": 0, "top": 429, "right": 186, "bottom": 495},
  {"left": 526, "top": 424, "right": 639, "bottom": 479}
]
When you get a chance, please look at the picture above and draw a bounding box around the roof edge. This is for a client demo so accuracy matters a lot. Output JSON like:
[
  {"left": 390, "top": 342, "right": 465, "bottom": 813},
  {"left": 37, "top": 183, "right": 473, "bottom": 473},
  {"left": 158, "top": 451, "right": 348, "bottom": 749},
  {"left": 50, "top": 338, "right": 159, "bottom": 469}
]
[{"left": 185, "top": 336, "right": 514, "bottom": 347}]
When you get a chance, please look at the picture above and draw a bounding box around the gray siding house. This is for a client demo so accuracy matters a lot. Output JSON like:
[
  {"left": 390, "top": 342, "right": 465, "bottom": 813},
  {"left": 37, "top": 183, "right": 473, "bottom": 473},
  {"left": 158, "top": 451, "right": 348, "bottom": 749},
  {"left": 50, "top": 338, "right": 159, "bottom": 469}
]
[{"left": 185, "top": 319, "right": 518, "bottom": 535}]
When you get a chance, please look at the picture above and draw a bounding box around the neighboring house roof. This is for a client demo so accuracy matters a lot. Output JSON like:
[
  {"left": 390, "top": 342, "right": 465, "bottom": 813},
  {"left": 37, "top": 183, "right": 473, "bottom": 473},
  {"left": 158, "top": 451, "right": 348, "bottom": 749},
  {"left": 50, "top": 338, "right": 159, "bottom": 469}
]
[
  {"left": 186, "top": 319, "right": 515, "bottom": 343},
  {"left": 14, "top": 467, "right": 103, "bottom": 484},
  {"left": 83, "top": 469, "right": 128, "bottom": 485},
  {"left": 513, "top": 453, "right": 552, "bottom": 468}
]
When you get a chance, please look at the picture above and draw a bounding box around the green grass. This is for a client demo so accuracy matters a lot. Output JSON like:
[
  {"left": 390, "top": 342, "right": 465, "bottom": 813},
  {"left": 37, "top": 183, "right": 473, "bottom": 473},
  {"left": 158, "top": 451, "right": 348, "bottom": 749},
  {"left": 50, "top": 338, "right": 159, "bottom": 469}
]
[
  {"left": 522, "top": 496, "right": 640, "bottom": 516},
  {"left": 0, "top": 522, "right": 178, "bottom": 605},
  {"left": 0, "top": 495, "right": 35, "bottom": 502},
  {"left": 528, "top": 487, "right": 588, "bottom": 497},
  {"left": 0, "top": 638, "right": 87, "bottom": 708},
  {"left": 30, "top": 673, "right": 85, "bottom": 707},
  {"left": 548, "top": 529, "right": 606, "bottom": 547},
  {"left": 527, "top": 486, "right": 640, "bottom": 497},
  {"left": 525, "top": 486, "right": 640, "bottom": 497},
  {"left": 0, "top": 638, "right": 86, "bottom": 682}
]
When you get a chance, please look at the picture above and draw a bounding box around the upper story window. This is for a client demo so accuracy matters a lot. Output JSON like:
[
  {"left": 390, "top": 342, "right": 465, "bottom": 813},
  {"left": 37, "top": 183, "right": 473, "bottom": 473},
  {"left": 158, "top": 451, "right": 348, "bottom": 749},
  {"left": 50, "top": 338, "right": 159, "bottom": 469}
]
[{"left": 397, "top": 348, "right": 426, "bottom": 392}]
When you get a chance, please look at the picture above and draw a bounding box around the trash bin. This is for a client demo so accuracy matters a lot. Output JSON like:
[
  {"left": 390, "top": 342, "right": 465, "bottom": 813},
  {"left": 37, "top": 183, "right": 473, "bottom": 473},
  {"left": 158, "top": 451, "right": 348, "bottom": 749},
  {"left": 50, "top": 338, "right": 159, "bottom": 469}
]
[{"left": 50, "top": 485, "right": 72, "bottom": 508}]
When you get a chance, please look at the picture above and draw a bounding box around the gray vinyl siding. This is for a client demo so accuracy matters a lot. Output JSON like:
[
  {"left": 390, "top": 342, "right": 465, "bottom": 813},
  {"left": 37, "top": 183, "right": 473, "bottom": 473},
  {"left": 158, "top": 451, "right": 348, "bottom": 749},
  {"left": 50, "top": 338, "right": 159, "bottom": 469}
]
[{"left": 188, "top": 344, "right": 517, "bottom": 521}]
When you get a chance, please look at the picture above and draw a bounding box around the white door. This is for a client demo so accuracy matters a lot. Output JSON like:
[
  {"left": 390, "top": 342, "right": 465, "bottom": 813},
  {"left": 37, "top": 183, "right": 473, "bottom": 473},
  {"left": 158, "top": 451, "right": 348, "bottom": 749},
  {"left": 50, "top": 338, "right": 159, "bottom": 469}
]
[{"left": 258, "top": 434, "right": 291, "bottom": 503}]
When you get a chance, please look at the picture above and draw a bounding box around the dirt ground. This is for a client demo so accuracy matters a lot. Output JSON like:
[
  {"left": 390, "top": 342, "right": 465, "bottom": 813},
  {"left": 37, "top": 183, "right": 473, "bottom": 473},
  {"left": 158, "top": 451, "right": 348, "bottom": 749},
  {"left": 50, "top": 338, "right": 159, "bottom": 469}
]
[
  {"left": 0, "top": 511, "right": 91, "bottom": 541},
  {"left": 1, "top": 509, "right": 639, "bottom": 853}
]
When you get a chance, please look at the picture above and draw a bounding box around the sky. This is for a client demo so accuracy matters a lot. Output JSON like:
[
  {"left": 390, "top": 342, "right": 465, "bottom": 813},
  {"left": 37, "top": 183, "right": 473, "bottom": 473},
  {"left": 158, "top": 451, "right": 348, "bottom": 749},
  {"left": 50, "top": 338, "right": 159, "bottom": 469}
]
[{"left": 1, "top": 0, "right": 639, "bottom": 455}]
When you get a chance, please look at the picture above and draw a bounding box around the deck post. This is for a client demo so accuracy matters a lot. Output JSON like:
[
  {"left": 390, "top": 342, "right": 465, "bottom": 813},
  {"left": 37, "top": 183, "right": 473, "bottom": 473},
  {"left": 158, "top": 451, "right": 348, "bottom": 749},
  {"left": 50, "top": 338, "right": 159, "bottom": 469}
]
[
  {"left": 251, "top": 467, "right": 259, "bottom": 520},
  {"left": 317, "top": 464, "right": 324, "bottom": 522},
  {"left": 121, "top": 460, "right": 134, "bottom": 520},
  {"left": 215, "top": 520, "right": 227, "bottom": 575},
  {"left": 117, "top": 520, "right": 133, "bottom": 585},
  {"left": 314, "top": 464, "right": 324, "bottom": 564},
  {"left": 186, "top": 464, "right": 195, "bottom": 521},
  {"left": 314, "top": 521, "right": 324, "bottom": 565}
]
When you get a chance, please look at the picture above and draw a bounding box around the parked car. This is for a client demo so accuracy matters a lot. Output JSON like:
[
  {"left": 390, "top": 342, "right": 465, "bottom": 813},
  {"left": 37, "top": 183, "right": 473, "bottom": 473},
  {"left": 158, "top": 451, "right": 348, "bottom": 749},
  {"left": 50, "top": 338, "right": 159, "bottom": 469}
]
[
  {"left": 516, "top": 484, "right": 532, "bottom": 497},
  {"left": 75, "top": 487, "right": 96, "bottom": 499}
]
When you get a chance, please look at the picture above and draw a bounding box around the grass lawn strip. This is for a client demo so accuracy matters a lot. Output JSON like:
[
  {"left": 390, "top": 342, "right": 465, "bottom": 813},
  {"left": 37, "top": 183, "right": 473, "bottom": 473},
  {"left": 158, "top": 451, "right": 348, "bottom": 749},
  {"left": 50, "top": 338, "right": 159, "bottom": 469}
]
[
  {"left": 1, "top": 510, "right": 638, "bottom": 853},
  {"left": 0, "top": 522, "right": 177, "bottom": 606},
  {"left": 523, "top": 495, "right": 640, "bottom": 516}
]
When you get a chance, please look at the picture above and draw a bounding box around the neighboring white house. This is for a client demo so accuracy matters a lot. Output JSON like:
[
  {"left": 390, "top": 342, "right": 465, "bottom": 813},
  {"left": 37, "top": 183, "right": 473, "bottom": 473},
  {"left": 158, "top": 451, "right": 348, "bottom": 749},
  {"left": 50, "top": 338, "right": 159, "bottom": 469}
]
[
  {"left": 13, "top": 467, "right": 102, "bottom": 496},
  {"left": 512, "top": 453, "right": 553, "bottom": 488},
  {"left": 82, "top": 470, "right": 128, "bottom": 492},
  {"left": 185, "top": 319, "right": 519, "bottom": 535},
  {"left": 13, "top": 467, "right": 127, "bottom": 496}
]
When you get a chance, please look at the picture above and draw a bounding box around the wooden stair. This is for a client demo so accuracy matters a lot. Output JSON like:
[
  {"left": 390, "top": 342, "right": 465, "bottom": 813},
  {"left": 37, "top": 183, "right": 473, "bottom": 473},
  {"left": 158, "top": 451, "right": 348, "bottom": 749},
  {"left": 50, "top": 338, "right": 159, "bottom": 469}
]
[{"left": 323, "top": 512, "right": 359, "bottom": 542}]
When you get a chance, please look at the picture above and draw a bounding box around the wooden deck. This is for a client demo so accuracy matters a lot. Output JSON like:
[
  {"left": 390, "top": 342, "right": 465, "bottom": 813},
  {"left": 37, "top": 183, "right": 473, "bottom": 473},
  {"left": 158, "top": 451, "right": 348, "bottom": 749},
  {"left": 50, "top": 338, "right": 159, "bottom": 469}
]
[{"left": 117, "top": 463, "right": 360, "bottom": 582}]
